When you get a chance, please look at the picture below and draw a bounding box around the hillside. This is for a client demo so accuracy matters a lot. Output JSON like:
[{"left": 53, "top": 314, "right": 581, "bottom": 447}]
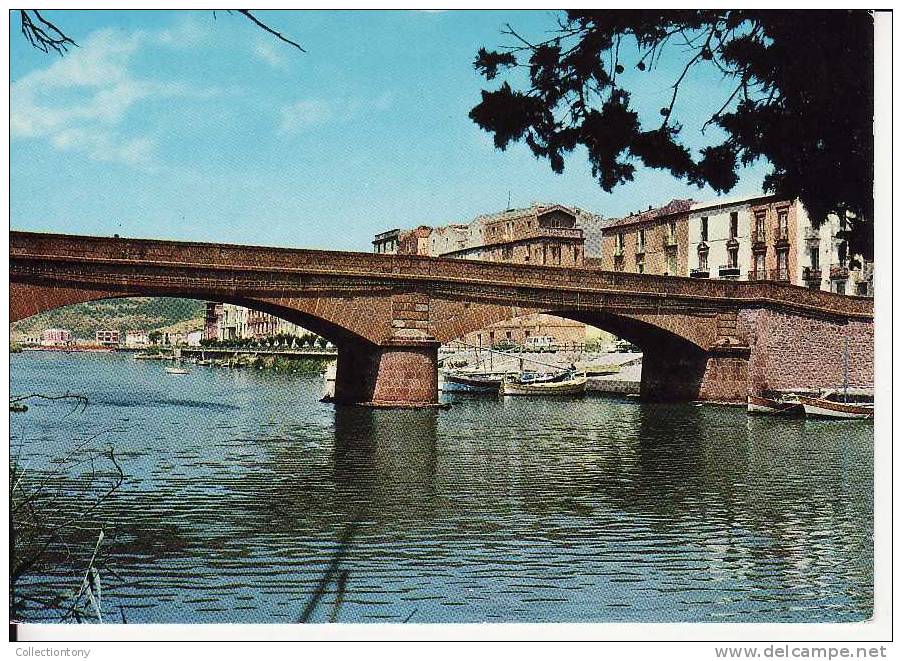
[{"left": 11, "top": 297, "right": 206, "bottom": 340}]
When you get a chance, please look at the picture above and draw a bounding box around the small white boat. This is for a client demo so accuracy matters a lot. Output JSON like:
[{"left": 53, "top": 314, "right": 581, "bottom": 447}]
[
  {"left": 797, "top": 395, "right": 873, "bottom": 419},
  {"left": 164, "top": 366, "right": 189, "bottom": 375},
  {"left": 502, "top": 372, "right": 587, "bottom": 396}
]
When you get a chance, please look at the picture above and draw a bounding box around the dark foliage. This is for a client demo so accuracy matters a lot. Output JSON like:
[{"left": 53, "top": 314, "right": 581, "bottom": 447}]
[{"left": 470, "top": 10, "right": 874, "bottom": 259}]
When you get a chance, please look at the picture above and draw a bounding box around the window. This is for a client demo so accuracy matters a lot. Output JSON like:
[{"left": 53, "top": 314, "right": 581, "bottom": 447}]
[
  {"left": 637, "top": 260, "right": 645, "bottom": 274},
  {"left": 502, "top": 245, "right": 514, "bottom": 260},
  {"left": 550, "top": 245, "right": 561, "bottom": 265},
  {"left": 666, "top": 252, "right": 677, "bottom": 275},
  {"left": 727, "top": 246, "right": 738, "bottom": 269},
  {"left": 777, "top": 209, "right": 788, "bottom": 240},
  {"left": 700, "top": 217, "right": 708, "bottom": 242},
  {"left": 637, "top": 229, "right": 646, "bottom": 252},
  {"left": 729, "top": 212, "right": 738, "bottom": 239},
  {"left": 667, "top": 220, "right": 676, "bottom": 243},
  {"left": 754, "top": 252, "right": 766, "bottom": 277},
  {"left": 698, "top": 250, "right": 708, "bottom": 270},
  {"left": 838, "top": 241, "right": 848, "bottom": 265},
  {"left": 810, "top": 246, "right": 819, "bottom": 270},
  {"left": 755, "top": 211, "right": 766, "bottom": 237},
  {"left": 835, "top": 280, "right": 846, "bottom": 296},
  {"left": 615, "top": 233, "right": 624, "bottom": 255}
]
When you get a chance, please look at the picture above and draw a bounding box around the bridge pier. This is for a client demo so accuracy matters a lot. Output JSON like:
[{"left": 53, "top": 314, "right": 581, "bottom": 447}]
[
  {"left": 334, "top": 339, "right": 440, "bottom": 408},
  {"left": 641, "top": 343, "right": 750, "bottom": 403}
]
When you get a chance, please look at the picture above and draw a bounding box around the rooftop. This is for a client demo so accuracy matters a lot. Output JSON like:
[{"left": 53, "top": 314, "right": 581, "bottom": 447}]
[{"left": 604, "top": 199, "right": 695, "bottom": 229}]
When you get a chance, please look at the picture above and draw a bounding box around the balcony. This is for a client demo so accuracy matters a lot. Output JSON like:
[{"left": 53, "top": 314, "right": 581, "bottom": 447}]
[
  {"left": 531, "top": 225, "right": 584, "bottom": 240},
  {"left": 804, "top": 227, "right": 820, "bottom": 242},
  {"left": 830, "top": 264, "right": 850, "bottom": 280},
  {"left": 770, "top": 267, "right": 790, "bottom": 282},
  {"left": 690, "top": 267, "right": 710, "bottom": 278},
  {"left": 718, "top": 265, "right": 740, "bottom": 278},
  {"left": 802, "top": 267, "right": 822, "bottom": 282},
  {"left": 635, "top": 244, "right": 646, "bottom": 256},
  {"left": 751, "top": 229, "right": 766, "bottom": 248},
  {"left": 773, "top": 226, "right": 789, "bottom": 246},
  {"left": 663, "top": 234, "right": 678, "bottom": 249},
  {"left": 748, "top": 269, "right": 768, "bottom": 281}
]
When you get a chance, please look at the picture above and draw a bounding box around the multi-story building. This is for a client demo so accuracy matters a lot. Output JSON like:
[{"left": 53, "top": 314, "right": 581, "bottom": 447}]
[
  {"left": 375, "top": 203, "right": 590, "bottom": 346},
  {"left": 95, "top": 329, "right": 120, "bottom": 346},
  {"left": 598, "top": 199, "right": 693, "bottom": 276},
  {"left": 428, "top": 224, "right": 468, "bottom": 256},
  {"left": 41, "top": 328, "right": 71, "bottom": 346},
  {"left": 397, "top": 226, "right": 433, "bottom": 256},
  {"left": 204, "top": 302, "right": 308, "bottom": 342},
  {"left": 372, "top": 229, "right": 400, "bottom": 255},
  {"left": 440, "top": 204, "right": 586, "bottom": 266},
  {"left": 467, "top": 313, "right": 587, "bottom": 349},
  {"left": 686, "top": 195, "right": 873, "bottom": 296}
]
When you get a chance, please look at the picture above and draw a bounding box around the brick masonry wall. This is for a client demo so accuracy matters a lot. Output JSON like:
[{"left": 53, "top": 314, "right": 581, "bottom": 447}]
[{"left": 738, "top": 308, "right": 874, "bottom": 394}]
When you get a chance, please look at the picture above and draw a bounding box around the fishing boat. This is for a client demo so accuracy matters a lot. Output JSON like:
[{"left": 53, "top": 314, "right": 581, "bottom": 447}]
[
  {"left": 797, "top": 395, "right": 873, "bottom": 419},
  {"left": 747, "top": 393, "right": 804, "bottom": 416},
  {"left": 798, "top": 338, "right": 874, "bottom": 419},
  {"left": 501, "top": 371, "right": 587, "bottom": 396},
  {"left": 441, "top": 371, "right": 503, "bottom": 394}
]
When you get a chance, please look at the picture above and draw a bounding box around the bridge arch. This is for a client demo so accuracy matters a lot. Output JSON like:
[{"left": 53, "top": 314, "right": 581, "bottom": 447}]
[{"left": 9, "top": 281, "right": 390, "bottom": 348}]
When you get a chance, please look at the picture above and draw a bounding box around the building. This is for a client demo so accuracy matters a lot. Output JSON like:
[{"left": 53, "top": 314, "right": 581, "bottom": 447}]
[
  {"left": 372, "top": 229, "right": 400, "bottom": 255},
  {"left": 40, "top": 328, "right": 71, "bottom": 346},
  {"left": 428, "top": 224, "right": 468, "bottom": 256},
  {"left": 185, "top": 330, "right": 204, "bottom": 347},
  {"left": 464, "top": 313, "right": 587, "bottom": 349},
  {"left": 124, "top": 330, "right": 150, "bottom": 348},
  {"left": 204, "top": 302, "right": 308, "bottom": 342},
  {"left": 95, "top": 329, "right": 120, "bottom": 346},
  {"left": 685, "top": 195, "right": 873, "bottom": 296},
  {"left": 440, "top": 204, "right": 586, "bottom": 266},
  {"left": 397, "top": 226, "right": 433, "bottom": 256},
  {"left": 598, "top": 199, "right": 694, "bottom": 275},
  {"left": 375, "top": 203, "right": 591, "bottom": 346}
]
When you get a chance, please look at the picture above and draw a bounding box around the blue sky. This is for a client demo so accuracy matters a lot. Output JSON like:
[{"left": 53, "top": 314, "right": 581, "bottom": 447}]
[{"left": 11, "top": 10, "right": 770, "bottom": 252}]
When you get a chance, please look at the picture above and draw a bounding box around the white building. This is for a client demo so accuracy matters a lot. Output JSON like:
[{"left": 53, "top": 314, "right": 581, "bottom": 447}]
[
  {"left": 185, "top": 330, "right": 204, "bottom": 347},
  {"left": 428, "top": 224, "right": 468, "bottom": 256},
  {"left": 124, "top": 331, "right": 150, "bottom": 348},
  {"left": 687, "top": 195, "right": 872, "bottom": 296}
]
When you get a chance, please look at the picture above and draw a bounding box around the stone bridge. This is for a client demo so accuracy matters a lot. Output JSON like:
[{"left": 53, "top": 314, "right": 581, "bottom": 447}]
[{"left": 10, "top": 231, "right": 874, "bottom": 407}]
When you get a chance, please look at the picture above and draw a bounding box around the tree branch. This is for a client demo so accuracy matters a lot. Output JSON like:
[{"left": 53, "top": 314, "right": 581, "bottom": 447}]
[{"left": 234, "top": 10, "right": 306, "bottom": 52}]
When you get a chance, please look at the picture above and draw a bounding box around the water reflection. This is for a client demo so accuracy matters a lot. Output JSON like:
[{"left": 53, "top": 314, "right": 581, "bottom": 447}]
[{"left": 10, "top": 353, "right": 872, "bottom": 623}]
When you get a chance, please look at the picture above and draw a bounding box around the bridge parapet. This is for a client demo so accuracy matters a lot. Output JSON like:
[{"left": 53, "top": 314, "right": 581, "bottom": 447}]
[{"left": 10, "top": 231, "right": 873, "bottom": 321}]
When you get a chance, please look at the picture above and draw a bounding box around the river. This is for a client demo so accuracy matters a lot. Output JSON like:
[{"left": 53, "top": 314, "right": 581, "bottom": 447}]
[{"left": 10, "top": 352, "right": 873, "bottom": 624}]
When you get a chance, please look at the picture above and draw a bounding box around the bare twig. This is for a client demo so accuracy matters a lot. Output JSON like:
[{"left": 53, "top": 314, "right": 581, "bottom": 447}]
[
  {"left": 19, "top": 10, "right": 77, "bottom": 55},
  {"left": 234, "top": 10, "right": 306, "bottom": 52}
]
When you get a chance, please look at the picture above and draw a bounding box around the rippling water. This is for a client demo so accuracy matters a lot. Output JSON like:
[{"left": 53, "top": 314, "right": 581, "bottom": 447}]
[{"left": 10, "top": 352, "right": 873, "bottom": 623}]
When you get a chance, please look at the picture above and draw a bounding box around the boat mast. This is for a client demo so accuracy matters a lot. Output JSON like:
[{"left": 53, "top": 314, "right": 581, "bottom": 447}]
[{"left": 843, "top": 336, "right": 849, "bottom": 403}]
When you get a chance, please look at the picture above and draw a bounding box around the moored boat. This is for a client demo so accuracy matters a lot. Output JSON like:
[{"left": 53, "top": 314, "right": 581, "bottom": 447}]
[
  {"left": 797, "top": 395, "right": 874, "bottom": 420},
  {"left": 442, "top": 371, "right": 503, "bottom": 394},
  {"left": 164, "top": 366, "right": 189, "bottom": 375},
  {"left": 747, "top": 394, "right": 804, "bottom": 416},
  {"left": 501, "top": 371, "right": 587, "bottom": 396},
  {"left": 134, "top": 352, "right": 162, "bottom": 360}
]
